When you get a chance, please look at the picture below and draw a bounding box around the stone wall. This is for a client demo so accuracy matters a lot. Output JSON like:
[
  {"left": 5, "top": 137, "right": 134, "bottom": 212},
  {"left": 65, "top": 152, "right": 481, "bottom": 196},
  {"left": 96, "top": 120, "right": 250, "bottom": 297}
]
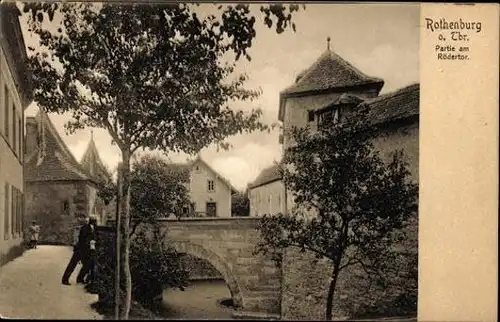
[
  {"left": 24, "top": 181, "right": 92, "bottom": 245},
  {"left": 280, "top": 215, "right": 418, "bottom": 321},
  {"left": 281, "top": 248, "right": 353, "bottom": 321}
]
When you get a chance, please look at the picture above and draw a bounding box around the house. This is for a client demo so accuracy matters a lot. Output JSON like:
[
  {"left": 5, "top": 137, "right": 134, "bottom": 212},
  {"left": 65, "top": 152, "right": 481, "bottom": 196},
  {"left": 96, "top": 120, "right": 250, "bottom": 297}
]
[
  {"left": 249, "top": 43, "right": 419, "bottom": 216},
  {"left": 171, "top": 156, "right": 237, "bottom": 218},
  {"left": 23, "top": 110, "right": 109, "bottom": 245},
  {"left": 0, "top": 2, "right": 34, "bottom": 265},
  {"left": 247, "top": 163, "right": 285, "bottom": 217}
]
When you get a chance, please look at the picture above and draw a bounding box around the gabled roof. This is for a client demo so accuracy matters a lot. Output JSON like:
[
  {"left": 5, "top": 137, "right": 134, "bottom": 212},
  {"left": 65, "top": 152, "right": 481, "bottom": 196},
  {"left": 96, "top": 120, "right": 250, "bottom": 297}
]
[
  {"left": 190, "top": 155, "right": 238, "bottom": 194},
  {"left": 281, "top": 49, "right": 384, "bottom": 96},
  {"left": 248, "top": 163, "right": 282, "bottom": 190},
  {"left": 80, "top": 132, "right": 111, "bottom": 182},
  {"left": 24, "top": 111, "right": 93, "bottom": 183},
  {"left": 363, "top": 83, "right": 420, "bottom": 125}
]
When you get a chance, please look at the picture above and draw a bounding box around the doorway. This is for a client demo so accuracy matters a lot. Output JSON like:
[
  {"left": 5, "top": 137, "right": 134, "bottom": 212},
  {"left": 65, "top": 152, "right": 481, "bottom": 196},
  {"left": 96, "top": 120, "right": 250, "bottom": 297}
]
[{"left": 206, "top": 202, "right": 217, "bottom": 217}]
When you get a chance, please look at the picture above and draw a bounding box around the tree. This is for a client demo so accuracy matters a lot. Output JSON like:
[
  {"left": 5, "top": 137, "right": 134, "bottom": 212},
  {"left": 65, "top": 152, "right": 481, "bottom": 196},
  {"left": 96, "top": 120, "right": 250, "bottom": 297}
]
[
  {"left": 23, "top": 2, "right": 303, "bottom": 319},
  {"left": 232, "top": 190, "right": 250, "bottom": 216},
  {"left": 129, "top": 154, "right": 191, "bottom": 237},
  {"left": 255, "top": 105, "right": 418, "bottom": 320},
  {"left": 91, "top": 163, "right": 116, "bottom": 211}
]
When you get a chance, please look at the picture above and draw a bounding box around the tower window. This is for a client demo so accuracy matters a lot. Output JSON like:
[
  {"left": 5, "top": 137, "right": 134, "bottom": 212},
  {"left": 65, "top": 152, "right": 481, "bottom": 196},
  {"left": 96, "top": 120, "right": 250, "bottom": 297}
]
[{"left": 307, "top": 110, "right": 315, "bottom": 122}]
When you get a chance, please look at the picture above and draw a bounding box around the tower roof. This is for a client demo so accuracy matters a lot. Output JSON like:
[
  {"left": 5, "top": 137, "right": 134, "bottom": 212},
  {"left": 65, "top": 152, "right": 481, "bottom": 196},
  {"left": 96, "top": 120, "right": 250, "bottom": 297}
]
[
  {"left": 80, "top": 131, "right": 110, "bottom": 182},
  {"left": 281, "top": 48, "right": 384, "bottom": 96},
  {"left": 24, "top": 110, "right": 92, "bottom": 182}
]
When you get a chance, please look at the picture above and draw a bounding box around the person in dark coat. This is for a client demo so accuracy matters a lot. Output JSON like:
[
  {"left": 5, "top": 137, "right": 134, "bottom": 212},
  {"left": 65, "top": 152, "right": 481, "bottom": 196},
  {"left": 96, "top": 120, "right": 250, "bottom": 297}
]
[{"left": 61, "top": 216, "right": 97, "bottom": 285}]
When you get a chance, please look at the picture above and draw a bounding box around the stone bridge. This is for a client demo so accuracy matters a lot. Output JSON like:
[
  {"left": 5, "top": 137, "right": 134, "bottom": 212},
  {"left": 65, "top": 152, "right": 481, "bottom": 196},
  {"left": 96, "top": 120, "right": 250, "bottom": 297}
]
[{"left": 156, "top": 217, "right": 281, "bottom": 315}]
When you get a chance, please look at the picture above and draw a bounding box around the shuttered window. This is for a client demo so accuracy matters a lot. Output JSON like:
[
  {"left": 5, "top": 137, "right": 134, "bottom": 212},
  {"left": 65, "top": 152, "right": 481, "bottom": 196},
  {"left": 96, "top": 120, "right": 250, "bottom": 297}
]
[{"left": 4, "top": 183, "right": 10, "bottom": 239}]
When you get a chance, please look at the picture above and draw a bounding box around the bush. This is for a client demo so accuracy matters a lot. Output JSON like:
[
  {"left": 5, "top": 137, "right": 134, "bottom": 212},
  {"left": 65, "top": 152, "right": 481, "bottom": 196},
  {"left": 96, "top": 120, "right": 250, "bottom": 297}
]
[{"left": 89, "top": 225, "right": 189, "bottom": 312}]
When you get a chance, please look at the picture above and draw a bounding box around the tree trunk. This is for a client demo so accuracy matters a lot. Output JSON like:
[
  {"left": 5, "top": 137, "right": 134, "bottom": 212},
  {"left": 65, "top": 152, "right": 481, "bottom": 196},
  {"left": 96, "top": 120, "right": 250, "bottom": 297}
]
[
  {"left": 114, "top": 163, "right": 122, "bottom": 320},
  {"left": 325, "top": 259, "right": 342, "bottom": 321},
  {"left": 119, "top": 152, "right": 132, "bottom": 319}
]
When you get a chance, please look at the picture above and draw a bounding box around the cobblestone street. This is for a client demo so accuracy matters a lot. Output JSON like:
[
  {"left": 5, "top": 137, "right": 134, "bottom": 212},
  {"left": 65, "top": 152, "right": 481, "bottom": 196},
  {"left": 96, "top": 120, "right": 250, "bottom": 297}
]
[{"left": 0, "top": 245, "right": 102, "bottom": 320}]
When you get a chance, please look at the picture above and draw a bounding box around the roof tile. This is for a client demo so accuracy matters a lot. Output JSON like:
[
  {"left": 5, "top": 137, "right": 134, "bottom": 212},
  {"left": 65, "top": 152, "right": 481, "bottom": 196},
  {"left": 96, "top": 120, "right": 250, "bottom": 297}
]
[
  {"left": 24, "top": 111, "right": 92, "bottom": 182},
  {"left": 364, "top": 83, "right": 420, "bottom": 125},
  {"left": 248, "top": 164, "right": 282, "bottom": 189},
  {"left": 282, "top": 49, "right": 384, "bottom": 95}
]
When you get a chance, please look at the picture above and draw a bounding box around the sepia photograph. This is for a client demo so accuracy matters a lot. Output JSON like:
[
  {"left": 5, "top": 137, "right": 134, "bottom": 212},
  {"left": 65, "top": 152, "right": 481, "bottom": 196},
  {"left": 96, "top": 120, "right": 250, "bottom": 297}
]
[{"left": 0, "top": 1, "right": 463, "bottom": 321}]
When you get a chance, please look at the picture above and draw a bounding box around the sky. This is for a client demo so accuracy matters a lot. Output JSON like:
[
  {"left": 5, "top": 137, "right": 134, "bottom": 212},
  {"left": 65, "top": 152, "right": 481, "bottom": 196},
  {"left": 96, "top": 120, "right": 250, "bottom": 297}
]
[{"left": 19, "top": 3, "right": 420, "bottom": 191}]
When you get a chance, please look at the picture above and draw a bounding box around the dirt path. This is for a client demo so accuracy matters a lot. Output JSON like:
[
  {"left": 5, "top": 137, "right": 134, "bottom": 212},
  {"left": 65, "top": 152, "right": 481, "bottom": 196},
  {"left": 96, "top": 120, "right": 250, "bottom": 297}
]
[{"left": 0, "top": 245, "right": 102, "bottom": 319}]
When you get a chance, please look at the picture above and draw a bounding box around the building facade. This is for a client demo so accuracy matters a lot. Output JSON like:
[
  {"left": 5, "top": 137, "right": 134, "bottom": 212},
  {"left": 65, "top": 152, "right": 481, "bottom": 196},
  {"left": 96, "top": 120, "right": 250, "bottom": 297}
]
[
  {"left": 187, "top": 156, "right": 236, "bottom": 218},
  {"left": 247, "top": 164, "right": 285, "bottom": 217},
  {"left": 170, "top": 156, "right": 237, "bottom": 218},
  {"left": 0, "top": 3, "right": 33, "bottom": 265},
  {"left": 24, "top": 111, "right": 108, "bottom": 245},
  {"left": 249, "top": 46, "right": 419, "bottom": 216}
]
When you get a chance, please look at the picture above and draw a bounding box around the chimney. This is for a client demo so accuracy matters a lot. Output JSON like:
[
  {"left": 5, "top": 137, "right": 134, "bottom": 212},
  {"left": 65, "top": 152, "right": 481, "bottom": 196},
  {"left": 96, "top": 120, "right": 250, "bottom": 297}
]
[{"left": 25, "top": 116, "right": 38, "bottom": 156}]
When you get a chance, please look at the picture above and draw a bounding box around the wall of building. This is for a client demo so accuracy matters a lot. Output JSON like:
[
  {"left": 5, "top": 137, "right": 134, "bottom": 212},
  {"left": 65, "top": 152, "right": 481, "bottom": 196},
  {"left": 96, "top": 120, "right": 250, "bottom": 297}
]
[
  {"left": 280, "top": 121, "right": 419, "bottom": 320},
  {"left": 249, "top": 180, "right": 285, "bottom": 217},
  {"left": 282, "top": 89, "right": 378, "bottom": 151},
  {"left": 24, "top": 181, "right": 92, "bottom": 245},
  {"left": 189, "top": 160, "right": 232, "bottom": 218},
  {"left": 373, "top": 121, "right": 419, "bottom": 182},
  {"left": 0, "top": 43, "right": 25, "bottom": 265}
]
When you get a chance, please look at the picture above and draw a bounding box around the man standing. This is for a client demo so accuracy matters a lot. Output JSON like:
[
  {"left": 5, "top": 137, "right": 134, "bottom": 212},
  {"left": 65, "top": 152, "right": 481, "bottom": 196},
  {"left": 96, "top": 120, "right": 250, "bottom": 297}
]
[
  {"left": 61, "top": 216, "right": 96, "bottom": 285},
  {"left": 77, "top": 216, "right": 98, "bottom": 284}
]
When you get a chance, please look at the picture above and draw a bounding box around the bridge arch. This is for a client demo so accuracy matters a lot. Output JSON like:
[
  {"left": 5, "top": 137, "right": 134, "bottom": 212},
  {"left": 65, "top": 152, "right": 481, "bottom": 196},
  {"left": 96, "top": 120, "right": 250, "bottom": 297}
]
[{"left": 170, "top": 240, "right": 244, "bottom": 308}]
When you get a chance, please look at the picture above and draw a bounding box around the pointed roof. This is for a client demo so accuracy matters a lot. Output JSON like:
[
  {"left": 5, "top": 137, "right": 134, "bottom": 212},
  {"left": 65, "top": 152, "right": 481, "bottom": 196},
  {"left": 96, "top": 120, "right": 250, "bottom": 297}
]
[
  {"left": 80, "top": 131, "right": 110, "bottom": 182},
  {"left": 24, "top": 111, "right": 93, "bottom": 183},
  {"left": 248, "top": 163, "right": 282, "bottom": 190},
  {"left": 190, "top": 155, "right": 238, "bottom": 194},
  {"left": 278, "top": 47, "right": 385, "bottom": 122},
  {"left": 281, "top": 49, "right": 384, "bottom": 96}
]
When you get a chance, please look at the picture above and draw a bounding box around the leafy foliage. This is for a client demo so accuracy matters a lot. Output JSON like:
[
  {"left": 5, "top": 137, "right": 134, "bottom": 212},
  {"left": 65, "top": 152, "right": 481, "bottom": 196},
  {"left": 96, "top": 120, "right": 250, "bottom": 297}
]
[
  {"left": 255, "top": 105, "right": 418, "bottom": 320},
  {"left": 24, "top": 2, "right": 303, "bottom": 155},
  {"left": 23, "top": 2, "right": 302, "bottom": 318},
  {"left": 231, "top": 190, "right": 250, "bottom": 216},
  {"left": 129, "top": 154, "right": 191, "bottom": 236},
  {"left": 129, "top": 226, "right": 189, "bottom": 308},
  {"left": 89, "top": 226, "right": 189, "bottom": 313}
]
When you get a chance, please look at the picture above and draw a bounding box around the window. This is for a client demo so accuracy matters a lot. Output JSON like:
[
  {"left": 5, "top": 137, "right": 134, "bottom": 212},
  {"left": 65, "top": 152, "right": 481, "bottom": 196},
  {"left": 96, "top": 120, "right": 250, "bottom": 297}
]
[
  {"left": 17, "top": 191, "right": 23, "bottom": 235},
  {"left": 317, "top": 107, "right": 341, "bottom": 125},
  {"left": 307, "top": 110, "right": 315, "bottom": 122},
  {"left": 62, "top": 200, "right": 70, "bottom": 216},
  {"left": 207, "top": 180, "right": 215, "bottom": 192},
  {"left": 12, "top": 103, "right": 16, "bottom": 155},
  {"left": 4, "top": 85, "right": 9, "bottom": 141},
  {"left": 11, "top": 188, "right": 17, "bottom": 237},
  {"left": 18, "top": 116, "right": 22, "bottom": 160},
  {"left": 4, "top": 183, "right": 10, "bottom": 240}
]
